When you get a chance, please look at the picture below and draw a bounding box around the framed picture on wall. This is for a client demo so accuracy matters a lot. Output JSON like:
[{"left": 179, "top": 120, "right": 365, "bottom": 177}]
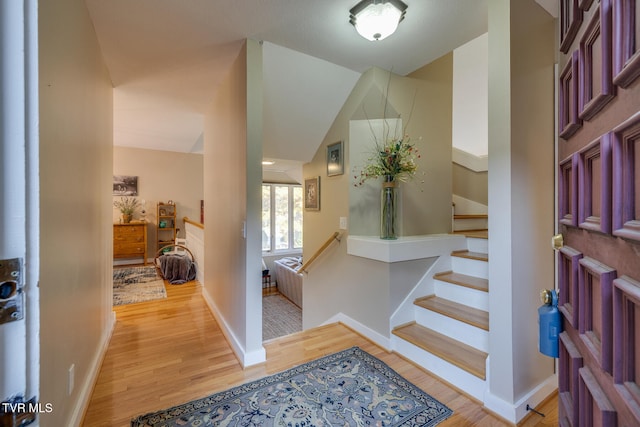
[
  {"left": 327, "top": 141, "right": 344, "bottom": 176},
  {"left": 304, "top": 176, "right": 320, "bottom": 211},
  {"left": 113, "top": 175, "right": 138, "bottom": 196}
]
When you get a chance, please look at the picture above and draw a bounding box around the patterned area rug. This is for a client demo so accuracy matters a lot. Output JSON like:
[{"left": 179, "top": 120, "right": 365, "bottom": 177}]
[
  {"left": 131, "top": 346, "right": 453, "bottom": 427},
  {"left": 263, "top": 294, "right": 302, "bottom": 341},
  {"left": 113, "top": 266, "right": 167, "bottom": 306}
]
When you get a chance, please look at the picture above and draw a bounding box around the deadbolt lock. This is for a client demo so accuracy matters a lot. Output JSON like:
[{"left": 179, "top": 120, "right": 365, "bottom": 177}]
[
  {"left": 552, "top": 234, "right": 564, "bottom": 251},
  {"left": 0, "top": 258, "right": 24, "bottom": 325}
]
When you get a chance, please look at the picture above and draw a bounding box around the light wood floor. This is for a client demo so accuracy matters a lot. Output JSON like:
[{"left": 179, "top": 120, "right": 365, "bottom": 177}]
[{"left": 82, "top": 280, "right": 557, "bottom": 426}]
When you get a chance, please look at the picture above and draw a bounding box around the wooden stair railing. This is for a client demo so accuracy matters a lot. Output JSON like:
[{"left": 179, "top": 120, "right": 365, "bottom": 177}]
[
  {"left": 183, "top": 216, "right": 204, "bottom": 229},
  {"left": 296, "top": 231, "right": 341, "bottom": 274}
]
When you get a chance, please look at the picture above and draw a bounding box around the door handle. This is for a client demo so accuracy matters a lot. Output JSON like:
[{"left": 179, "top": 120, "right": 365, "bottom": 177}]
[{"left": 551, "top": 234, "right": 564, "bottom": 251}]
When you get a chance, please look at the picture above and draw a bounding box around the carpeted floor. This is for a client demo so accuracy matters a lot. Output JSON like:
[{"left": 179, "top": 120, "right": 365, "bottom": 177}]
[
  {"left": 262, "top": 293, "right": 301, "bottom": 341},
  {"left": 113, "top": 265, "right": 167, "bottom": 306},
  {"left": 131, "top": 346, "right": 453, "bottom": 427}
]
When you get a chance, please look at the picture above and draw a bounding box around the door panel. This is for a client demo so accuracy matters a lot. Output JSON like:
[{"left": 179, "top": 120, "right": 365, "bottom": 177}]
[{"left": 558, "top": 0, "right": 640, "bottom": 425}]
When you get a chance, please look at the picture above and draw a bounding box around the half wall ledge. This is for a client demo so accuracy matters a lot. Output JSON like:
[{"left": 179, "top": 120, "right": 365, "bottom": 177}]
[{"left": 347, "top": 234, "right": 467, "bottom": 263}]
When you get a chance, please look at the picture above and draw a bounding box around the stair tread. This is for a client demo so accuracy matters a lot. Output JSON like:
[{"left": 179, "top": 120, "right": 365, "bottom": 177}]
[
  {"left": 452, "top": 229, "right": 488, "bottom": 239},
  {"left": 453, "top": 214, "right": 488, "bottom": 219},
  {"left": 434, "top": 271, "right": 489, "bottom": 292},
  {"left": 452, "top": 250, "right": 488, "bottom": 262},
  {"left": 393, "top": 322, "right": 487, "bottom": 380},
  {"left": 414, "top": 295, "right": 489, "bottom": 330}
]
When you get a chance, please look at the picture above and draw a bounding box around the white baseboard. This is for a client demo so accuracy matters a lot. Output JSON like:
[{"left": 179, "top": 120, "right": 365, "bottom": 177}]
[
  {"left": 201, "top": 289, "right": 266, "bottom": 368},
  {"left": 452, "top": 194, "right": 488, "bottom": 215},
  {"left": 113, "top": 258, "right": 150, "bottom": 266},
  {"left": 513, "top": 374, "right": 558, "bottom": 422},
  {"left": 244, "top": 347, "right": 267, "bottom": 367},
  {"left": 67, "top": 310, "right": 116, "bottom": 427},
  {"left": 484, "top": 373, "right": 557, "bottom": 423},
  {"left": 322, "top": 313, "right": 391, "bottom": 350}
]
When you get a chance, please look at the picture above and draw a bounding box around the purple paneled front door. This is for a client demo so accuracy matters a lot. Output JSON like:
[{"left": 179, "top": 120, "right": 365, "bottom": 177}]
[{"left": 557, "top": 0, "right": 640, "bottom": 425}]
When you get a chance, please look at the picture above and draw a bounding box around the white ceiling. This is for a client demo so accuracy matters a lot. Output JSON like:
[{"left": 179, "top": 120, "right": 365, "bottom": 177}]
[{"left": 85, "top": 0, "right": 491, "bottom": 172}]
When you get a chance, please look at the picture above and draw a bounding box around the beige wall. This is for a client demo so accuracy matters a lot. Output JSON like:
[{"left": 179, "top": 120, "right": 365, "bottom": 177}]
[
  {"left": 302, "top": 60, "right": 453, "bottom": 332},
  {"left": 113, "top": 146, "right": 203, "bottom": 260},
  {"left": 203, "top": 40, "right": 264, "bottom": 365},
  {"left": 487, "top": 0, "right": 556, "bottom": 411},
  {"left": 348, "top": 63, "right": 454, "bottom": 237},
  {"left": 38, "top": 0, "right": 114, "bottom": 425},
  {"left": 453, "top": 163, "right": 488, "bottom": 205},
  {"left": 508, "top": 0, "right": 556, "bottom": 401}
]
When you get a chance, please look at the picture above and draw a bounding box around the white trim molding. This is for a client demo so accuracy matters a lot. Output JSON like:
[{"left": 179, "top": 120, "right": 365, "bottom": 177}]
[
  {"left": 322, "top": 313, "right": 391, "bottom": 350},
  {"left": 347, "top": 234, "right": 466, "bottom": 263},
  {"left": 68, "top": 312, "right": 116, "bottom": 427},
  {"left": 452, "top": 194, "right": 488, "bottom": 215},
  {"left": 484, "top": 373, "right": 558, "bottom": 423},
  {"left": 202, "top": 289, "right": 266, "bottom": 368},
  {"left": 452, "top": 147, "right": 488, "bottom": 172}
]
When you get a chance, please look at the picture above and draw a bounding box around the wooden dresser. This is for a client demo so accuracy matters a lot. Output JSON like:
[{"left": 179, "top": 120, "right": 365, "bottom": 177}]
[{"left": 113, "top": 222, "right": 147, "bottom": 265}]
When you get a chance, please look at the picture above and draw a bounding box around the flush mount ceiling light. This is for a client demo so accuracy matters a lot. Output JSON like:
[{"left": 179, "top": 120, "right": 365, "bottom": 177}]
[{"left": 349, "top": 0, "right": 408, "bottom": 41}]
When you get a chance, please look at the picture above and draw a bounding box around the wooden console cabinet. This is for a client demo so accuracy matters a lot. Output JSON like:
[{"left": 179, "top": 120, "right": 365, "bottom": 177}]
[{"left": 113, "top": 222, "right": 147, "bottom": 265}]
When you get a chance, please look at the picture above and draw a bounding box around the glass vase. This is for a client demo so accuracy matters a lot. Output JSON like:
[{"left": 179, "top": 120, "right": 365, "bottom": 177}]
[{"left": 380, "top": 177, "right": 398, "bottom": 240}]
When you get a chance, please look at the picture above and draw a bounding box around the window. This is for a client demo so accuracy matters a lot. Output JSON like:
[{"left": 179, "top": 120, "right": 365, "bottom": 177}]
[{"left": 262, "top": 184, "right": 303, "bottom": 252}]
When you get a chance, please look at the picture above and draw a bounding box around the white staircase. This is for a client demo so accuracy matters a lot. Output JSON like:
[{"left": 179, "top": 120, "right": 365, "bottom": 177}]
[
  {"left": 392, "top": 234, "right": 489, "bottom": 401},
  {"left": 453, "top": 214, "right": 488, "bottom": 232},
  {"left": 452, "top": 196, "right": 488, "bottom": 232}
]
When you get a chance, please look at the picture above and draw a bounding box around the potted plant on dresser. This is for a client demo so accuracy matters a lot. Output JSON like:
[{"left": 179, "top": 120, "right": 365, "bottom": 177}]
[{"left": 114, "top": 196, "right": 140, "bottom": 224}]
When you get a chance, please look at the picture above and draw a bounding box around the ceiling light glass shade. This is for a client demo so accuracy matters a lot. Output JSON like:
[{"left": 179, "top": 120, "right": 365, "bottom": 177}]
[{"left": 349, "top": 0, "right": 407, "bottom": 41}]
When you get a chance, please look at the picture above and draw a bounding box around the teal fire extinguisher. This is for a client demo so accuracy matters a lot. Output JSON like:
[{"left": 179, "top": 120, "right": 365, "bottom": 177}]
[{"left": 538, "top": 289, "right": 561, "bottom": 358}]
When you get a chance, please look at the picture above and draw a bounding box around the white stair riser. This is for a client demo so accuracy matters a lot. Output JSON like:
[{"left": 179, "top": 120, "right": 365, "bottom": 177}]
[
  {"left": 434, "top": 281, "right": 489, "bottom": 311},
  {"left": 453, "top": 218, "right": 488, "bottom": 231},
  {"left": 392, "top": 337, "right": 487, "bottom": 401},
  {"left": 466, "top": 237, "right": 488, "bottom": 253},
  {"left": 414, "top": 308, "right": 489, "bottom": 352},
  {"left": 390, "top": 232, "right": 493, "bottom": 405},
  {"left": 451, "top": 256, "right": 488, "bottom": 279}
]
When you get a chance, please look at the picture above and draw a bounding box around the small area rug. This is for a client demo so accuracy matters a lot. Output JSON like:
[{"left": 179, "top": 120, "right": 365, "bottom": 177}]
[
  {"left": 113, "top": 266, "right": 167, "bottom": 306},
  {"left": 263, "top": 294, "right": 301, "bottom": 341},
  {"left": 131, "top": 346, "right": 453, "bottom": 427}
]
